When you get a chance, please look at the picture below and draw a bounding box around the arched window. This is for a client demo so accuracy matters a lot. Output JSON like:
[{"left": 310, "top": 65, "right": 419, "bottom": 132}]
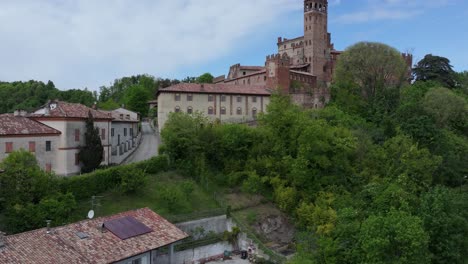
[
  {"left": 237, "top": 107, "right": 242, "bottom": 115},
  {"left": 187, "top": 106, "right": 193, "bottom": 114},
  {"left": 208, "top": 106, "right": 214, "bottom": 115},
  {"left": 175, "top": 106, "right": 180, "bottom": 113},
  {"left": 252, "top": 108, "right": 258, "bottom": 118},
  {"left": 221, "top": 107, "right": 226, "bottom": 115}
]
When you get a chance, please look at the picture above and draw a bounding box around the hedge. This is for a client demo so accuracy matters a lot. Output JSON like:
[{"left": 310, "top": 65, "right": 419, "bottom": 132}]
[{"left": 57, "top": 155, "right": 170, "bottom": 200}]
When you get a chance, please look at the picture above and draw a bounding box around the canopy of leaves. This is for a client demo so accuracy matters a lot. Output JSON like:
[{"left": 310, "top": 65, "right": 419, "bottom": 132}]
[
  {"left": 197, "top": 73, "right": 214, "bottom": 84},
  {"left": 413, "top": 54, "right": 457, "bottom": 88}
]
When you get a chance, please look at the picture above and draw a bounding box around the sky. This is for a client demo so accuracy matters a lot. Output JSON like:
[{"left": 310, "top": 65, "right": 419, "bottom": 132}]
[{"left": 0, "top": 0, "right": 467, "bottom": 91}]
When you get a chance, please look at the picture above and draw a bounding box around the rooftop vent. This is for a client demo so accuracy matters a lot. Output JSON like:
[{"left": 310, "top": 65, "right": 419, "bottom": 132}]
[{"left": 76, "top": 232, "right": 89, "bottom": 239}]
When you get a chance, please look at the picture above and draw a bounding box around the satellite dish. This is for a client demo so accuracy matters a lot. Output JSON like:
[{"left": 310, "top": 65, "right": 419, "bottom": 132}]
[{"left": 87, "top": 210, "right": 95, "bottom": 219}]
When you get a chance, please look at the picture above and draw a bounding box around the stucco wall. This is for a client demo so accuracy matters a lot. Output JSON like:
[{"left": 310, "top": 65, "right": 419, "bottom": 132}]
[
  {"left": 158, "top": 92, "right": 270, "bottom": 132},
  {"left": 0, "top": 135, "right": 59, "bottom": 171}
]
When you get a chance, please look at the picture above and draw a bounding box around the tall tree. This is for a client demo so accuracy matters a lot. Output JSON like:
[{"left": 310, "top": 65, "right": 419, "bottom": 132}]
[
  {"left": 413, "top": 54, "right": 457, "bottom": 88},
  {"left": 197, "top": 73, "right": 214, "bottom": 84},
  {"left": 78, "top": 112, "right": 103, "bottom": 173}
]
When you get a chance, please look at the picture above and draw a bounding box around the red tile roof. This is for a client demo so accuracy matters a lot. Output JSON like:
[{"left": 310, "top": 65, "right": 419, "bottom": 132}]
[
  {"left": 0, "top": 208, "right": 188, "bottom": 264},
  {"left": 0, "top": 114, "right": 61, "bottom": 136},
  {"left": 158, "top": 83, "right": 271, "bottom": 96},
  {"left": 30, "top": 101, "right": 112, "bottom": 120}
]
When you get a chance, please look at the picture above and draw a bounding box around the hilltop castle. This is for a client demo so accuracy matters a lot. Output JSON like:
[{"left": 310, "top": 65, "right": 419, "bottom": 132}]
[{"left": 156, "top": 0, "right": 412, "bottom": 129}]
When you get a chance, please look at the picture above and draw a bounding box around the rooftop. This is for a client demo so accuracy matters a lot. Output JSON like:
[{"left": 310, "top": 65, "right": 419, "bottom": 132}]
[
  {"left": 0, "top": 208, "right": 188, "bottom": 264},
  {"left": 100, "top": 109, "right": 139, "bottom": 123},
  {"left": 0, "top": 114, "right": 61, "bottom": 137},
  {"left": 158, "top": 83, "right": 272, "bottom": 96},
  {"left": 30, "top": 100, "right": 112, "bottom": 120}
]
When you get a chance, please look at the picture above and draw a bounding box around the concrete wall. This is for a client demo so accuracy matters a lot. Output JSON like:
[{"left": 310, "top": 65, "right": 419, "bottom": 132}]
[
  {"left": 0, "top": 135, "right": 59, "bottom": 171},
  {"left": 176, "top": 215, "right": 234, "bottom": 238},
  {"left": 110, "top": 121, "right": 140, "bottom": 164},
  {"left": 158, "top": 92, "right": 270, "bottom": 132},
  {"left": 155, "top": 241, "right": 233, "bottom": 264}
]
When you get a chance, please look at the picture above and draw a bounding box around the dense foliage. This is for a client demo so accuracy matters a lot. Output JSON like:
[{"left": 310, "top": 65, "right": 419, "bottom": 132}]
[
  {"left": 79, "top": 113, "right": 104, "bottom": 173},
  {"left": 0, "top": 80, "right": 96, "bottom": 113},
  {"left": 160, "top": 46, "right": 468, "bottom": 263}
]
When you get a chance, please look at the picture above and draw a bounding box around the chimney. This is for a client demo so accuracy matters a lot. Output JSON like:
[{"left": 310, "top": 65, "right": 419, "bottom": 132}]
[
  {"left": 0, "top": 231, "right": 5, "bottom": 248},
  {"left": 46, "top": 220, "right": 52, "bottom": 234}
]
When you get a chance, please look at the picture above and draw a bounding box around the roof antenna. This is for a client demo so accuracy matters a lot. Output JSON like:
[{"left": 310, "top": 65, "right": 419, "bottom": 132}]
[{"left": 88, "top": 195, "right": 103, "bottom": 219}]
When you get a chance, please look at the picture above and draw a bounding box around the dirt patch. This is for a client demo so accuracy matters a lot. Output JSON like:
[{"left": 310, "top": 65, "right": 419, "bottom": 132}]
[{"left": 224, "top": 193, "right": 265, "bottom": 210}]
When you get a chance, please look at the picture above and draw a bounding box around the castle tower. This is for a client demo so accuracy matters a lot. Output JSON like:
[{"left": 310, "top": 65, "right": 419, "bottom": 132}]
[
  {"left": 265, "top": 53, "right": 291, "bottom": 94},
  {"left": 304, "top": 0, "right": 330, "bottom": 86}
]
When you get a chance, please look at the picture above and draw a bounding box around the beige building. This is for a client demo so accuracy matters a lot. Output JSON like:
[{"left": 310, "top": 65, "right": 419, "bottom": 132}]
[
  {"left": 29, "top": 100, "right": 113, "bottom": 176},
  {"left": 0, "top": 112, "right": 61, "bottom": 172},
  {"left": 157, "top": 83, "right": 271, "bottom": 131}
]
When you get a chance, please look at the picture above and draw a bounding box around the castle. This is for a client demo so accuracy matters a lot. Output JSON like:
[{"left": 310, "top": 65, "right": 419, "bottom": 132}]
[
  {"left": 212, "top": 0, "right": 412, "bottom": 108},
  {"left": 156, "top": 0, "right": 412, "bottom": 129}
]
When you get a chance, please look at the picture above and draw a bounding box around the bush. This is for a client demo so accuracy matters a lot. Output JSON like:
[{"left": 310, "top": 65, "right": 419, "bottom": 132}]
[
  {"left": 120, "top": 167, "right": 147, "bottom": 194},
  {"left": 134, "top": 155, "right": 170, "bottom": 174},
  {"left": 159, "top": 185, "right": 188, "bottom": 213}
]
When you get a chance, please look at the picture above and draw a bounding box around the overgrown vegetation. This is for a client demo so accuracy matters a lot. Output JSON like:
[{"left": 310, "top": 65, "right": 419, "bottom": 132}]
[{"left": 158, "top": 43, "right": 468, "bottom": 263}]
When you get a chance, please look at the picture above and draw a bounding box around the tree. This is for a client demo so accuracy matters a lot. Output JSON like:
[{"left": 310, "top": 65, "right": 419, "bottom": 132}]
[
  {"left": 0, "top": 150, "right": 53, "bottom": 209},
  {"left": 79, "top": 112, "right": 104, "bottom": 173},
  {"left": 124, "top": 85, "right": 151, "bottom": 117},
  {"left": 334, "top": 42, "right": 408, "bottom": 102},
  {"left": 413, "top": 54, "right": 457, "bottom": 88},
  {"left": 197, "top": 73, "right": 214, "bottom": 84}
]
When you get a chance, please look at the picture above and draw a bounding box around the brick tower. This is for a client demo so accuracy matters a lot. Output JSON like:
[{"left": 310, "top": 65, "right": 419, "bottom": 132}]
[{"left": 304, "top": 0, "right": 330, "bottom": 86}]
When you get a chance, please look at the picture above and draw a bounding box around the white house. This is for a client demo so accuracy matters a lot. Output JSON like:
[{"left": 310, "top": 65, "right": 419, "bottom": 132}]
[
  {"left": 0, "top": 111, "right": 61, "bottom": 172},
  {"left": 29, "top": 100, "right": 113, "bottom": 176}
]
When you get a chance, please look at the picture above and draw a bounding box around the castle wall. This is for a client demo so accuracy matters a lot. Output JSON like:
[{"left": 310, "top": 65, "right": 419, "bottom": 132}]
[{"left": 277, "top": 37, "right": 305, "bottom": 65}]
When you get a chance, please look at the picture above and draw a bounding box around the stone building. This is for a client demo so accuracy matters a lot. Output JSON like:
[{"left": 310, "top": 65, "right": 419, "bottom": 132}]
[{"left": 157, "top": 83, "right": 271, "bottom": 131}]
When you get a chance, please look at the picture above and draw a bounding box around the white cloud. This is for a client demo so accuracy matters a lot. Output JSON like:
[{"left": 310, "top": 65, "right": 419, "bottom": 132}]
[
  {"left": 0, "top": 0, "right": 299, "bottom": 90},
  {"left": 334, "top": 0, "right": 452, "bottom": 24}
]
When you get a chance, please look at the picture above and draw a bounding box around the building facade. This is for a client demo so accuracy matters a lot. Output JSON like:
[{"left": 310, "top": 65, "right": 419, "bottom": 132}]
[
  {"left": 157, "top": 83, "right": 271, "bottom": 131},
  {"left": 0, "top": 112, "right": 60, "bottom": 172},
  {"left": 29, "top": 100, "right": 113, "bottom": 176}
]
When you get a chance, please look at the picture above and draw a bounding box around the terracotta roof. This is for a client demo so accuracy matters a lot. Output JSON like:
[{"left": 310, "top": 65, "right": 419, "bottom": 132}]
[
  {"left": 0, "top": 208, "right": 188, "bottom": 264},
  {"left": 239, "top": 66, "right": 265, "bottom": 71},
  {"left": 290, "top": 70, "right": 317, "bottom": 77},
  {"left": 0, "top": 114, "right": 61, "bottom": 136},
  {"left": 30, "top": 101, "right": 112, "bottom": 120},
  {"left": 226, "top": 69, "right": 267, "bottom": 82},
  {"left": 100, "top": 110, "right": 139, "bottom": 123},
  {"left": 158, "top": 83, "right": 271, "bottom": 96}
]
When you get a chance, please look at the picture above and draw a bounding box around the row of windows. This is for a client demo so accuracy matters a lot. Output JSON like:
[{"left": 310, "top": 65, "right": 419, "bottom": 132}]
[
  {"left": 111, "top": 128, "right": 134, "bottom": 137},
  {"left": 175, "top": 94, "right": 259, "bottom": 103},
  {"left": 4, "top": 141, "right": 52, "bottom": 153},
  {"left": 175, "top": 106, "right": 258, "bottom": 116}
]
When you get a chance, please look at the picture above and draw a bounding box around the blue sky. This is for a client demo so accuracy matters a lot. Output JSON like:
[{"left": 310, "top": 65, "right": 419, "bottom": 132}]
[{"left": 0, "top": 0, "right": 467, "bottom": 91}]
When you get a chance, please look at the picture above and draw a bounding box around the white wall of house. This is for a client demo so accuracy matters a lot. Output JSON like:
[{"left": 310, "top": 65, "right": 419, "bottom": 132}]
[
  {"left": 110, "top": 121, "right": 140, "bottom": 164},
  {"left": 36, "top": 119, "right": 111, "bottom": 176},
  {"left": 115, "top": 108, "right": 139, "bottom": 121},
  {"left": 157, "top": 92, "right": 270, "bottom": 132},
  {"left": 0, "top": 135, "right": 59, "bottom": 172}
]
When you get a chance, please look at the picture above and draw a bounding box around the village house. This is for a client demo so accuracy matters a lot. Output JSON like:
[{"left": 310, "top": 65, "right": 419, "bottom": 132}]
[
  {"left": 0, "top": 208, "right": 188, "bottom": 264},
  {"left": 101, "top": 108, "right": 141, "bottom": 164},
  {"left": 0, "top": 111, "right": 61, "bottom": 172},
  {"left": 157, "top": 83, "right": 271, "bottom": 131},
  {"left": 28, "top": 100, "right": 113, "bottom": 176}
]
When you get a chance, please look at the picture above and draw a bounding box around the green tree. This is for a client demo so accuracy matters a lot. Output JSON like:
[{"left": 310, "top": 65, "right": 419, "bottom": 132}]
[
  {"left": 0, "top": 150, "right": 53, "bottom": 209},
  {"left": 359, "top": 210, "right": 430, "bottom": 264},
  {"left": 124, "top": 85, "right": 151, "bottom": 117},
  {"left": 79, "top": 112, "right": 104, "bottom": 173},
  {"left": 197, "top": 73, "right": 214, "bottom": 84},
  {"left": 333, "top": 42, "right": 407, "bottom": 115},
  {"left": 413, "top": 54, "right": 457, "bottom": 88}
]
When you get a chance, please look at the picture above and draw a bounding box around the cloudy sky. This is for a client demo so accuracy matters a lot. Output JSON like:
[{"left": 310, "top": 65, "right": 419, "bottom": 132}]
[{"left": 0, "top": 0, "right": 467, "bottom": 91}]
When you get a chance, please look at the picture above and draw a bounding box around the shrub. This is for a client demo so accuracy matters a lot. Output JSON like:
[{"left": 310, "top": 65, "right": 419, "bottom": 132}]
[
  {"left": 119, "top": 167, "right": 147, "bottom": 194},
  {"left": 134, "top": 155, "right": 170, "bottom": 174}
]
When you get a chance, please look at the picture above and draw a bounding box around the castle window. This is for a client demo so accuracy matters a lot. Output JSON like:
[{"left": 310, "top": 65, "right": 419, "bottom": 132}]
[
  {"left": 264, "top": 76, "right": 267, "bottom": 81},
  {"left": 187, "top": 94, "right": 193, "bottom": 101},
  {"left": 208, "top": 94, "right": 214, "bottom": 102},
  {"left": 221, "top": 95, "right": 226, "bottom": 102},
  {"left": 243, "top": 71, "right": 246, "bottom": 76},
  {"left": 208, "top": 106, "right": 214, "bottom": 115},
  {"left": 221, "top": 107, "right": 226, "bottom": 115},
  {"left": 305, "top": 58, "right": 308, "bottom": 62},
  {"left": 309, "top": 56, "right": 312, "bottom": 62},
  {"left": 252, "top": 96, "right": 257, "bottom": 103},
  {"left": 248, "top": 78, "right": 250, "bottom": 84},
  {"left": 187, "top": 106, "right": 193, "bottom": 114},
  {"left": 237, "top": 96, "right": 242, "bottom": 103},
  {"left": 236, "top": 107, "right": 242, "bottom": 115},
  {"left": 175, "top": 106, "right": 180, "bottom": 113},
  {"left": 175, "top": 93, "right": 181, "bottom": 101}
]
